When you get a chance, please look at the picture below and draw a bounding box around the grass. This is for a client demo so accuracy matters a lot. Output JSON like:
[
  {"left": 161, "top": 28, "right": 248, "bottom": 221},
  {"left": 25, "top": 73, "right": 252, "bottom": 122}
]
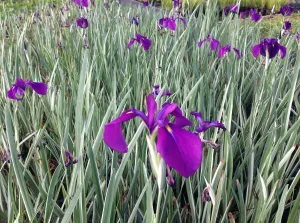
[{"left": 0, "top": 1, "right": 300, "bottom": 223}]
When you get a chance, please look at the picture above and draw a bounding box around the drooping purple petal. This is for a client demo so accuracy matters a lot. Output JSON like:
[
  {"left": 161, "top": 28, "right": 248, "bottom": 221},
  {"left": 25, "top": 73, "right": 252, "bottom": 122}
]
[
  {"left": 132, "top": 17, "right": 139, "bottom": 26},
  {"left": 74, "top": 0, "right": 88, "bottom": 7},
  {"left": 210, "top": 39, "right": 220, "bottom": 50},
  {"left": 143, "top": 1, "right": 149, "bottom": 6},
  {"left": 233, "top": 48, "right": 242, "bottom": 59},
  {"left": 218, "top": 44, "right": 231, "bottom": 58},
  {"left": 157, "top": 124, "right": 202, "bottom": 178},
  {"left": 252, "top": 44, "right": 261, "bottom": 59},
  {"left": 241, "top": 11, "right": 249, "bottom": 19},
  {"left": 278, "top": 45, "right": 286, "bottom": 59},
  {"left": 65, "top": 150, "right": 78, "bottom": 167},
  {"left": 103, "top": 109, "right": 148, "bottom": 153},
  {"left": 250, "top": 10, "right": 261, "bottom": 22},
  {"left": 7, "top": 87, "right": 23, "bottom": 101},
  {"left": 136, "top": 33, "right": 152, "bottom": 51},
  {"left": 127, "top": 38, "right": 136, "bottom": 50},
  {"left": 176, "top": 17, "right": 186, "bottom": 26},
  {"left": 191, "top": 111, "right": 226, "bottom": 133},
  {"left": 27, "top": 81, "right": 48, "bottom": 95}
]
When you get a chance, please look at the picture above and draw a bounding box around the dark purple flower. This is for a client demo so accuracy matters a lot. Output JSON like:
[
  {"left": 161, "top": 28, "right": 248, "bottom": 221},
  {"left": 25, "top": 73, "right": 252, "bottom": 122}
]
[
  {"left": 283, "top": 21, "right": 292, "bottom": 31},
  {"left": 172, "top": 0, "right": 182, "bottom": 9},
  {"left": 77, "top": 17, "right": 88, "bottom": 29},
  {"left": 132, "top": 17, "right": 139, "bottom": 26},
  {"left": 202, "top": 187, "right": 211, "bottom": 202},
  {"left": 252, "top": 38, "right": 286, "bottom": 59},
  {"left": 241, "top": 9, "right": 261, "bottom": 22},
  {"left": 143, "top": 1, "right": 149, "bottom": 6},
  {"left": 7, "top": 78, "right": 48, "bottom": 101},
  {"left": 65, "top": 150, "right": 78, "bottom": 167},
  {"left": 217, "top": 44, "right": 242, "bottom": 59},
  {"left": 104, "top": 94, "right": 202, "bottom": 178},
  {"left": 104, "top": 2, "right": 109, "bottom": 8},
  {"left": 1, "top": 149, "right": 21, "bottom": 163},
  {"left": 198, "top": 34, "right": 220, "bottom": 51},
  {"left": 191, "top": 111, "right": 226, "bottom": 133},
  {"left": 74, "top": 0, "right": 88, "bottom": 7},
  {"left": 294, "top": 32, "right": 300, "bottom": 41},
  {"left": 280, "top": 5, "right": 293, "bottom": 16},
  {"left": 127, "top": 33, "right": 152, "bottom": 51},
  {"left": 152, "top": 85, "right": 172, "bottom": 97},
  {"left": 158, "top": 17, "right": 186, "bottom": 31},
  {"left": 224, "top": 4, "right": 239, "bottom": 16}
]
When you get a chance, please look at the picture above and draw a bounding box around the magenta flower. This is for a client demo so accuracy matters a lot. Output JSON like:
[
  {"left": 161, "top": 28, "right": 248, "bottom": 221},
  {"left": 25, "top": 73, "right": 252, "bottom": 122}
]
[
  {"left": 7, "top": 78, "right": 48, "bottom": 101},
  {"left": 104, "top": 94, "right": 202, "bottom": 177},
  {"left": 224, "top": 4, "right": 239, "bottom": 15},
  {"left": 198, "top": 34, "right": 220, "bottom": 51},
  {"left": 127, "top": 33, "right": 152, "bottom": 51},
  {"left": 143, "top": 1, "right": 149, "bottom": 6},
  {"left": 280, "top": 5, "right": 293, "bottom": 16},
  {"left": 241, "top": 9, "right": 261, "bottom": 22},
  {"left": 252, "top": 38, "right": 286, "bottom": 59},
  {"left": 172, "top": 0, "right": 182, "bottom": 9},
  {"left": 152, "top": 85, "right": 172, "bottom": 97},
  {"left": 77, "top": 17, "right": 88, "bottom": 28},
  {"left": 74, "top": 0, "right": 88, "bottom": 7},
  {"left": 217, "top": 45, "right": 242, "bottom": 59},
  {"left": 65, "top": 150, "right": 78, "bottom": 167},
  {"left": 158, "top": 17, "right": 186, "bottom": 31},
  {"left": 191, "top": 112, "right": 226, "bottom": 133},
  {"left": 283, "top": 21, "right": 292, "bottom": 31}
]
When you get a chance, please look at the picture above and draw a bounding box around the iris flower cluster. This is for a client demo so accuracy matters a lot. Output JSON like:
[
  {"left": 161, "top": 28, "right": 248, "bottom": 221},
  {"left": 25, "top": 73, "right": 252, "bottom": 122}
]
[
  {"left": 103, "top": 88, "right": 226, "bottom": 178},
  {"left": 198, "top": 34, "right": 242, "bottom": 59},
  {"left": 240, "top": 9, "right": 261, "bottom": 22}
]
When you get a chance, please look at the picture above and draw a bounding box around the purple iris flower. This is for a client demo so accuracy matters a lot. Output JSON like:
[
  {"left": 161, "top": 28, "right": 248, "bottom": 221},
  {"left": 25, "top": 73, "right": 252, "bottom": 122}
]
[
  {"left": 65, "top": 150, "right": 78, "bottom": 167},
  {"left": 103, "top": 94, "right": 203, "bottom": 178},
  {"left": 132, "top": 17, "right": 139, "bottom": 26},
  {"left": 283, "top": 21, "right": 292, "bottom": 31},
  {"left": 241, "top": 9, "right": 261, "bottom": 22},
  {"left": 198, "top": 34, "right": 220, "bottom": 51},
  {"left": 158, "top": 17, "right": 186, "bottom": 31},
  {"left": 104, "top": 2, "right": 109, "bottom": 8},
  {"left": 294, "top": 32, "right": 300, "bottom": 41},
  {"left": 74, "top": 0, "right": 88, "bottom": 7},
  {"left": 172, "top": 0, "right": 182, "bottom": 9},
  {"left": 217, "top": 44, "right": 242, "bottom": 59},
  {"left": 7, "top": 78, "right": 48, "bottom": 101},
  {"left": 1, "top": 149, "right": 21, "bottom": 163},
  {"left": 127, "top": 33, "right": 152, "bottom": 51},
  {"left": 280, "top": 5, "right": 293, "bottom": 16},
  {"left": 191, "top": 112, "right": 226, "bottom": 133},
  {"left": 143, "top": 1, "right": 149, "bottom": 6},
  {"left": 252, "top": 38, "right": 286, "bottom": 59},
  {"left": 152, "top": 85, "right": 172, "bottom": 97},
  {"left": 77, "top": 17, "right": 88, "bottom": 28},
  {"left": 224, "top": 4, "right": 239, "bottom": 16}
]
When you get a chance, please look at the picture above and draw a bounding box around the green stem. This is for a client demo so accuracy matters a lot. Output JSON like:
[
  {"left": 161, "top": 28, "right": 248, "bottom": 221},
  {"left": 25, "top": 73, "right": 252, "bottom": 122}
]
[{"left": 155, "top": 189, "right": 163, "bottom": 223}]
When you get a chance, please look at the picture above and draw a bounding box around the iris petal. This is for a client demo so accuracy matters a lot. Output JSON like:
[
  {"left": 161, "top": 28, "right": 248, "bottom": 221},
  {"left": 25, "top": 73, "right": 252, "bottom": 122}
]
[
  {"left": 157, "top": 124, "right": 202, "bottom": 178},
  {"left": 146, "top": 94, "right": 157, "bottom": 131},
  {"left": 27, "top": 81, "right": 48, "bottom": 95},
  {"left": 252, "top": 44, "right": 261, "bottom": 58}
]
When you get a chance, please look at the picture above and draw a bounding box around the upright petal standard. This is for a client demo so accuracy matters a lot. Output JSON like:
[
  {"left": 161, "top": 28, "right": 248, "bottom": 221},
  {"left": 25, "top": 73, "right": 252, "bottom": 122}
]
[
  {"left": 77, "top": 17, "right": 88, "bottom": 28},
  {"left": 280, "top": 4, "right": 293, "bottom": 16}
]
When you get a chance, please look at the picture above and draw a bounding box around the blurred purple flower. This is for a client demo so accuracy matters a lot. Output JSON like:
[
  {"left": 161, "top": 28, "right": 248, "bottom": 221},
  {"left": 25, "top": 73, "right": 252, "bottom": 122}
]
[
  {"left": 280, "top": 5, "right": 293, "bottom": 16},
  {"left": 74, "top": 0, "right": 88, "bottom": 7},
  {"left": 127, "top": 33, "right": 152, "bottom": 51},
  {"left": 158, "top": 17, "right": 186, "bottom": 31},
  {"left": 241, "top": 9, "right": 261, "bottom": 22},
  {"left": 7, "top": 78, "right": 48, "bottom": 101},
  {"left": 172, "top": 0, "right": 182, "bottom": 9},
  {"left": 65, "top": 150, "right": 78, "bottom": 167},
  {"left": 283, "top": 21, "right": 292, "bottom": 30},
  {"left": 1, "top": 149, "right": 21, "bottom": 163},
  {"left": 143, "top": 1, "right": 149, "bottom": 6},
  {"left": 198, "top": 34, "right": 220, "bottom": 51},
  {"left": 294, "top": 32, "right": 300, "bottom": 41},
  {"left": 252, "top": 38, "right": 286, "bottom": 59},
  {"left": 104, "top": 94, "right": 203, "bottom": 178},
  {"left": 77, "top": 17, "right": 89, "bottom": 28},
  {"left": 191, "top": 112, "right": 226, "bottom": 133},
  {"left": 224, "top": 4, "right": 239, "bottom": 15},
  {"left": 104, "top": 2, "right": 109, "bottom": 8},
  {"left": 152, "top": 85, "right": 172, "bottom": 97},
  {"left": 132, "top": 17, "right": 139, "bottom": 26}
]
